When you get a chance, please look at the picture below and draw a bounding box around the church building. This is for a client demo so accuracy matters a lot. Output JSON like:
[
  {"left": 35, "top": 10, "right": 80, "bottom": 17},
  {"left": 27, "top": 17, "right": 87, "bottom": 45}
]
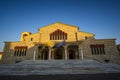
[{"left": 1, "top": 22, "right": 120, "bottom": 64}]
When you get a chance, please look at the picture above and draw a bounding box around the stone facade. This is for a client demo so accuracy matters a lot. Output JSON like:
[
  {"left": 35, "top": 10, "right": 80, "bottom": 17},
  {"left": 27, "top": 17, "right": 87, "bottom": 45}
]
[
  {"left": 1, "top": 22, "right": 120, "bottom": 64},
  {"left": 117, "top": 44, "right": 120, "bottom": 56},
  {"left": 0, "top": 52, "right": 2, "bottom": 60}
]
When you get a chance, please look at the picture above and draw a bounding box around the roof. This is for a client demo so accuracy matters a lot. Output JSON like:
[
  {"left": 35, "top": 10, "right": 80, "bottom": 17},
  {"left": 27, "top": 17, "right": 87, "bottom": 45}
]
[
  {"left": 80, "top": 31, "right": 95, "bottom": 35},
  {"left": 94, "top": 38, "right": 116, "bottom": 41},
  {"left": 38, "top": 22, "right": 79, "bottom": 30}
]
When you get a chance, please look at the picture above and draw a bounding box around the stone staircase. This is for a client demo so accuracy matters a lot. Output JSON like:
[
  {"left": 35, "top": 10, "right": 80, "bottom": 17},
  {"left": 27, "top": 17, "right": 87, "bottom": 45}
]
[{"left": 0, "top": 59, "right": 120, "bottom": 75}]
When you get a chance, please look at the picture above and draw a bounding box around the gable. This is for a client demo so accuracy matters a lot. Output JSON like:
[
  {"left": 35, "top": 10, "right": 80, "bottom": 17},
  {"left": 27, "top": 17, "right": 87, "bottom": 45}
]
[
  {"left": 38, "top": 22, "right": 79, "bottom": 33},
  {"left": 37, "top": 22, "right": 80, "bottom": 42}
]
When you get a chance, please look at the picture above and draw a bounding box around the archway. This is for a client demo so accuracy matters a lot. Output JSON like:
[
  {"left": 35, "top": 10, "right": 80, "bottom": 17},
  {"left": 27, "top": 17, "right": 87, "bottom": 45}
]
[
  {"left": 67, "top": 45, "right": 79, "bottom": 59},
  {"left": 68, "top": 49, "right": 75, "bottom": 59},
  {"left": 41, "top": 49, "right": 49, "bottom": 60},
  {"left": 54, "top": 47, "right": 64, "bottom": 59},
  {"left": 38, "top": 45, "right": 49, "bottom": 60}
]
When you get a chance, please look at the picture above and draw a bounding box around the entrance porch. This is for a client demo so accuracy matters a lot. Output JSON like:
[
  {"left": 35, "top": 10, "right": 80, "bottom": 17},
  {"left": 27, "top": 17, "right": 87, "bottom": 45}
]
[{"left": 34, "top": 44, "right": 83, "bottom": 60}]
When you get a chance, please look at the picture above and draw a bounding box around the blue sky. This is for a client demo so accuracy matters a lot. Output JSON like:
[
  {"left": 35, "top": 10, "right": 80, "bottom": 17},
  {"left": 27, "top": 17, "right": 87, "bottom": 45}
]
[{"left": 0, "top": 0, "right": 120, "bottom": 51}]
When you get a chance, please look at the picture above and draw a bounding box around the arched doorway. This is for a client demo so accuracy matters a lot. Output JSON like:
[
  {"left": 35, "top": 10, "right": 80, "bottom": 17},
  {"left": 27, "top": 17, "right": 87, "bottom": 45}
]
[
  {"left": 41, "top": 48, "right": 49, "bottom": 60},
  {"left": 54, "top": 47, "right": 64, "bottom": 59},
  {"left": 67, "top": 45, "right": 79, "bottom": 59},
  {"left": 68, "top": 49, "right": 75, "bottom": 59},
  {"left": 38, "top": 46, "right": 49, "bottom": 60}
]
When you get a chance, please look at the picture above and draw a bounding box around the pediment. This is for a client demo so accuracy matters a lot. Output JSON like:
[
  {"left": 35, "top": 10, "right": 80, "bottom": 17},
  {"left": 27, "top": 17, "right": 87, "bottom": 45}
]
[{"left": 38, "top": 22, "right": 79, "bottom": 31}]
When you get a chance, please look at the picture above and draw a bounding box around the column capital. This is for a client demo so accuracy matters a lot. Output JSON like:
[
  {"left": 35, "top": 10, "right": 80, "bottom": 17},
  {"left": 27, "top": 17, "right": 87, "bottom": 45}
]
[
  {"left": 63, "top": 45, "right": 67, "bottom": 49},
  {"left": 78, "top": 46, "right": 81, "bottom": 49}
]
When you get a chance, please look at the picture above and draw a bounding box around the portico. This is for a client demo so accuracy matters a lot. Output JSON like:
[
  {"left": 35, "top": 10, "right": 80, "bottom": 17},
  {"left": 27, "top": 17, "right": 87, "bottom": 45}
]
[{"left": 34, "top": 43, "right": 83, "bottom": 60}]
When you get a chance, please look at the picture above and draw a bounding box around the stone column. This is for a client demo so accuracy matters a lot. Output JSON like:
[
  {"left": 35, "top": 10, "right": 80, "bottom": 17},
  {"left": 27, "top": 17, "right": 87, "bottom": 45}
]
[
  {"left": 51, "top": 48, "right": 54, "bottom": 60},
  {"left": 48, "top": 47, "right": 51, "bottom": 60},
  {"left": 78, "top": 46, "right": 81, "bottom": 59},
  {"left": 78, "top": 46, "right": 84, "bottom": 60},
  {"left": 52, "top": 48, "right": 55, "bottom": 60},
  {"left": 75, "top": 51, "right": 78, "bottom": 59},
  {"left": 81, "top": 47, "right": 84, "bottom": 60},
  {"left": 33, "top": 46, "right": 37, "bottom": 60},
  {"left": 64, "top": 46, "right": 67, "bottom": 60}
]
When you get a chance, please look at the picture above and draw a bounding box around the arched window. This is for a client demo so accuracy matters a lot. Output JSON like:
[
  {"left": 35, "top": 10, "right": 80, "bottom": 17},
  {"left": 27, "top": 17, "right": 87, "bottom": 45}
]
[
  {"left": 14, "top": 46, "right": 28, "bottom": 56},
  {"left": 50, "top": 29, "right": 67, "bottom": 40},
  {"left": 90, "top": 44, "right": 105, "bottom": 55}
]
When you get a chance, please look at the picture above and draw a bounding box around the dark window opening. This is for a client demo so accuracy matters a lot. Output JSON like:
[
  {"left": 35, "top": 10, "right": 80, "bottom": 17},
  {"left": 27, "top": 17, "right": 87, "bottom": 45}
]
[
  {"left": 85, "top": 36, "right": 87, "bottom": 39},
  {"left": 54, "top": 47, "right": 64, "bottom": 59},
  {"left": 14, "top": 46, "right": 28, "bottom": 56},
  {"left": 104, "top": 60, "right": 110, "bottom": 63},
  {"left": 31, "top": 38, "right": 33, "bottom": 41},
  {"left": 90, "top": 44, "right": 105, "bottom": 55},
  {"left": 15, "top": 61, "right": 21, "bottom": 63},
  {"left": 69, "top": 50, "right": 75, "bottom": 59},
  {"left": 50, "top": 29, "right": 67, "bottom": 40}
]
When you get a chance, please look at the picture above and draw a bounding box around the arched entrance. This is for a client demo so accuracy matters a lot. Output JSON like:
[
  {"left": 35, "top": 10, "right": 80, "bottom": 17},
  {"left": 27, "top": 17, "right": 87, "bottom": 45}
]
[
  {"left": 68, "top": 49, "right": 75, "bottom": 59},
  {"left": 38, "top": 46, "right": 49, "bottom": 60},
  {"left": 67, "top": 45, "right": 79, "bottom": 59},
  {"left": 41, "top": 48, "right": 49, "bottom": 60},
  {"left": 54, "top": 47, "right": 64, "bottom": 59}
]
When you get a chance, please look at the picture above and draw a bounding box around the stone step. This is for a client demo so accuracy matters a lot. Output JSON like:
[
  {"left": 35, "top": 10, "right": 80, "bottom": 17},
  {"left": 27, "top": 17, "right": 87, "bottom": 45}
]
[
  {"left": 17, "top": 59, "right": 101, "bottom": 65},
  {"left": 0, "top": 59, "right": 120, "bottom": 75}
]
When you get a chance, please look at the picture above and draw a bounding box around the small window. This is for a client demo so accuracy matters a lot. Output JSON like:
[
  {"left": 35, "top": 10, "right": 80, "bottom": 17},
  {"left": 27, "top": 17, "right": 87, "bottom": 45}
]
[
  {"left": 31, "top": 38, "right": 33, "bottom": 41},
  {"left": 15, "top": 61, "right": 21, "bottom": 63},
  {"left": 85, "top": 36, "right": 87, "bottom": 39},
  {"left": 90, "top": 44, "right": 105, "bottom": 55}
]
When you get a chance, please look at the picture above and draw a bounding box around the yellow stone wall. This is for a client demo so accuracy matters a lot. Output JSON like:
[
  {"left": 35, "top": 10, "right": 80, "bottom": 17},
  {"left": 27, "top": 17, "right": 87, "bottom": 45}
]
[
  {"left": 1, "top": 41, "right": 34, "bottom": 64},
  {"left": 24, "top": 33, "right": 40, "bottom": 43},
  {"left": 38, "top": 22, "right": 94, "bottom": 43},
  {"left": 20, "top": 32, "right": 32, "bottom": 42},
  {"left": 0, "top": 54, "right": 2, "bottom": 60},
  {"left": 81, "top": 38, "right": 119, "bottom": 63},
  {"left": 39, "top": 22, "right": 79, "bottom": 43},
  {"left": 20, "top": 22, "right": 94, "bottom": 44},
  {"left": 77, "top": 31, "right": 95, "bottom": 40}
]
